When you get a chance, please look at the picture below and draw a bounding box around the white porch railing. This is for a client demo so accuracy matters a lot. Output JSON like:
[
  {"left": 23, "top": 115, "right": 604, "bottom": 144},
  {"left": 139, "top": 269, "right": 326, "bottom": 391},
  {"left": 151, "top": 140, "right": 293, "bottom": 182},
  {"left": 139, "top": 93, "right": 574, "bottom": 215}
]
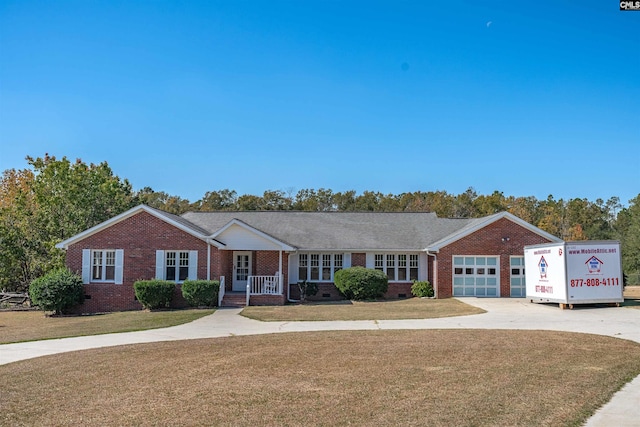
[
  {"left": 218, "top": 276, "right": 225, "bottom": 307},
  {"left": 246, "top": 274, "right": 282, "bottom": 306}
]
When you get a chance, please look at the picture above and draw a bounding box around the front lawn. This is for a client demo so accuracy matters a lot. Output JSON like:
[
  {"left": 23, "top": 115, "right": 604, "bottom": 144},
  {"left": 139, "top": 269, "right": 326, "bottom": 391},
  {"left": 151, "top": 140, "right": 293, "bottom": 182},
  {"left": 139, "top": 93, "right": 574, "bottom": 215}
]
[
  {"left": 2, "top": 330, "right": 640, "bottom": 426},
  {"left": 0, "top": 309, "right": 215, "bottom": 344},
  {"left": 242, "top": 297, "right": 485, "bottom": 321}
]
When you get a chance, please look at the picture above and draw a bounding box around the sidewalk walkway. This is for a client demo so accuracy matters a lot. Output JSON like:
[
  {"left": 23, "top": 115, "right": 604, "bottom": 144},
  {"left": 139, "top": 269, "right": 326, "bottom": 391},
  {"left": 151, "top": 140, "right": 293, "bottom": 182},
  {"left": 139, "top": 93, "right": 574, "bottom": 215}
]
[{"left": 1, "top": 299, "right": 639, "bottom": 426}]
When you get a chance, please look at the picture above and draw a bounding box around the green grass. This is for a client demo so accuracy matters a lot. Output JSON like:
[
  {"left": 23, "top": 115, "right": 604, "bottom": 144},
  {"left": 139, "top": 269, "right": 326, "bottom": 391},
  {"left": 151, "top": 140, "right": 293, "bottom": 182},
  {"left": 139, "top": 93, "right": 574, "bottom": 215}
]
[
  {"left": 0, "top": 308, "right": 215, "bottom": 344},
  {"left": 2, "top": 330, "right": 640, "bottom": 426},
  {"left": 242, "top": 297, "right": 485, "bottom": 321}
]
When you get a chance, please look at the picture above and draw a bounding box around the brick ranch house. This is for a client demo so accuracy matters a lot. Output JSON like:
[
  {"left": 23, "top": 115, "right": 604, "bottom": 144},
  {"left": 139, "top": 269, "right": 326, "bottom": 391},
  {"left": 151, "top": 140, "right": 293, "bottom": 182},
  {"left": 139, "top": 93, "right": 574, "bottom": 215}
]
[{"left": 56, "top": 205, "right": 561, "bottom": 313}]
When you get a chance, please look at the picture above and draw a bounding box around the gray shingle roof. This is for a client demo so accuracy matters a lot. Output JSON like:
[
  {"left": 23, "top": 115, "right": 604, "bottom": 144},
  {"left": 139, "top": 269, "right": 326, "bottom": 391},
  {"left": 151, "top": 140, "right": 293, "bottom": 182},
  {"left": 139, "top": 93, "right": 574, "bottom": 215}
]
[
  {"left": 146, "top": 206, "right": 212, "bottom": 236},
  {"left": 180, "top": 211, "right": 479, "bottom": 250}
]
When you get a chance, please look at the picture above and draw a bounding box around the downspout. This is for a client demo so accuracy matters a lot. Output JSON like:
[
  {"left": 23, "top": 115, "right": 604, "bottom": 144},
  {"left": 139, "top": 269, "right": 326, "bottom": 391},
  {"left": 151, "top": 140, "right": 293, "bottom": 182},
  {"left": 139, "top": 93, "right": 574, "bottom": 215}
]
[{"left": 426, "top": 250, "right": 438, "bottom": 299}]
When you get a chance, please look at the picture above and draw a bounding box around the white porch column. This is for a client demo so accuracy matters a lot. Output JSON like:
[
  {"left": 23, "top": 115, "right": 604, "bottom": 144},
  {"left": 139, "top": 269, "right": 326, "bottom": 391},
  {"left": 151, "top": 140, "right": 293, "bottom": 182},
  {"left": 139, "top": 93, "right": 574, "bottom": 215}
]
[
  {"left": 207, "top": 243, "right": 211, "bottom": 281},
  {"left": 279, "top": 249, "right": 283, "bottom": 294}
]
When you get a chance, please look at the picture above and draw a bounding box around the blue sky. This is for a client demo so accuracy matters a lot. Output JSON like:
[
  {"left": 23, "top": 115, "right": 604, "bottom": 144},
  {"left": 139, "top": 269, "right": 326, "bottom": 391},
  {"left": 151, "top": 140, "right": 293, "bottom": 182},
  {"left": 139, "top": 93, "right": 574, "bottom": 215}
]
[{"left": 1, "top": 1, "right": 638, "bottom": 205}]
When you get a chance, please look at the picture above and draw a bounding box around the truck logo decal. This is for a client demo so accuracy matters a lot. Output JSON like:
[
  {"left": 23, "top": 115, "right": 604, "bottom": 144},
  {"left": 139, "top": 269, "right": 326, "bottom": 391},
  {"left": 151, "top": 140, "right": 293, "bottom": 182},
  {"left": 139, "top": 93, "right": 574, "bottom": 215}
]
[
  {"left": 585, "top": 256, "right": 604, "bottom": 274},
  {"left": 538, "top": 256, "right": 548, "bottom": 279}
]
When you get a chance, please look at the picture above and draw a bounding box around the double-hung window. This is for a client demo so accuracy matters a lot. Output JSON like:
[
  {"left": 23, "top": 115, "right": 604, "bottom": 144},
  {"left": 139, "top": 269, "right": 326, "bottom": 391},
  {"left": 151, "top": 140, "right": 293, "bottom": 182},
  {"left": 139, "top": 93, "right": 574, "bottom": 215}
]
[
  {"left": 298, "top": 253, "right": 343, "bottom": 282},
  {"left": 374, "top": 253, "right": 419, "bottom": 281},
  {"left": 156, "top": 250, "right": 198, "bottom": 283},
  {"left": 92, "top": 250, "right": 116, "bottom": 282},
  {"left": 166, "top": 251, "right": 190, "bottom": 282},
  {"left": 82, "top": 249, "right": 123, "bottom": 284}
]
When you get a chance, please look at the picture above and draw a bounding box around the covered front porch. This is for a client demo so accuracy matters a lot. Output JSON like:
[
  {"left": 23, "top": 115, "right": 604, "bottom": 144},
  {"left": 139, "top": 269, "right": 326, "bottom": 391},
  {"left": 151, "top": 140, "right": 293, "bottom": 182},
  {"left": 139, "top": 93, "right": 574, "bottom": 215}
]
[
  {"left": 207, "top": 218, "right": 295, "bottom": 306},
  {"left": 218, "top": 269, "right": 286, "bottom": 307}
]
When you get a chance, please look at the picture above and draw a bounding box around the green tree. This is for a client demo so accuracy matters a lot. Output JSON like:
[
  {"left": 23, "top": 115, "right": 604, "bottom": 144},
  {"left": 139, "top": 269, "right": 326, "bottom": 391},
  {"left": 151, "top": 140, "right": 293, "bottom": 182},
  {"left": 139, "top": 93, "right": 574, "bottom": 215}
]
[
  {"left": 474, "top": 191, "right": 507, "bottom": 216},
  {"left": 135, "top": 187, "right": 191, "bottom": 214},
  {"left": 353, "top": 191, "right": 384, "bottom": 212},
  {"left": 28, "top": 154, "right": 135, "bottom": 241},
  {"left": 333, "top": 190, "right": 358, "bottom": 211},
  {"left": 537, "top": 195, "right": 566, "bottom": 239},
  {"left": 453, "top": 187, "right": 478, "bottom": 218},
  {"left": 293, "top": 188, "right": 336, "bottom": 211},
  {"left": 236, "top": 194, "right": 264, "bottom": 211},
  {"left": 194, "top": 189, "right": 238, "bottom": 211},
  {"left": 618, "top": 194, "right": 640, "bottom": 285},
  {"left": 262, "top": 190, "right": 293, "bottom": 210},
  {"left": 0, "top": 168, "right": 43, "bottom": 291},
  {"left": 507, "top": 196, "right": 540, "bottom": 225},
  {"left": 0, "top": 155, "right": 135, "bottom": 291}
]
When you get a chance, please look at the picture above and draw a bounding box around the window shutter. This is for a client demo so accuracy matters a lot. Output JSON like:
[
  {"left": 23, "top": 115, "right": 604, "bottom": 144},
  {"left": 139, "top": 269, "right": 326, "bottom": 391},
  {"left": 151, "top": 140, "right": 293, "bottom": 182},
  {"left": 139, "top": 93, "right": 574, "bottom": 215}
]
[
  {"left": 115, "top": 249, "right": 124, "bottom": 285},
  {"left": 365, "top": 253, "right": 374, "bottom": 269},
  {"left": 343, "top": 253, "right": 351, "bottom": 268},
  {"left": 289, "top": 253, "right": 299, "bottom": 284},
  {"left": 155, "top": 250, "right": 165, "bottom": 280},
  {"left": 419, "top": 253, "right": 428, "bottom": 282},
  {"left": 188, "top": 251, "right": 198, "bottom": 280},
  {"left": 82, "top": 249, "right": 91, "bottom": 284}
]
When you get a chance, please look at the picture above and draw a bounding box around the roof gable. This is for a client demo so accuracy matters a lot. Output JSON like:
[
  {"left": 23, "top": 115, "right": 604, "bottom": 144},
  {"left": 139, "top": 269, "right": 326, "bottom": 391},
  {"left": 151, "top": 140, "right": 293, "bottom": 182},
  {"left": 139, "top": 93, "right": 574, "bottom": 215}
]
[
  {"left": 425, "top": 211, "right": 562, "bottom": 252},
  {"left": 55, "top": 205, "right": 209, "bottom": 250},
  {"left": 210, "top": 219, "right": 296, "bottom": 251}
]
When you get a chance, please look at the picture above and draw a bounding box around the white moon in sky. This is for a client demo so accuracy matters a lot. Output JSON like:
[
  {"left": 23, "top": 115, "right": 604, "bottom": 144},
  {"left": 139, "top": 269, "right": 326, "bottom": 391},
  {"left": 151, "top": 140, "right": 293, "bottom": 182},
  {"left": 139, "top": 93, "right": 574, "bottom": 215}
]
[{"left": 486, "top": 21, "right": 492, "bottom": 28}]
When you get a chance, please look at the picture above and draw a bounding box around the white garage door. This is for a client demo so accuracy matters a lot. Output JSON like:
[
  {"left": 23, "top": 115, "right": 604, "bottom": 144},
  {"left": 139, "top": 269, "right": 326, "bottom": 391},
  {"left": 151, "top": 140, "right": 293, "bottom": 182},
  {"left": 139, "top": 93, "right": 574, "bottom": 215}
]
[
  {"left": 510, "top": 256, "right": 526, "bottom": 297},
  {"left": 453, "top": 256, "right": 500, "bottom": 297}
]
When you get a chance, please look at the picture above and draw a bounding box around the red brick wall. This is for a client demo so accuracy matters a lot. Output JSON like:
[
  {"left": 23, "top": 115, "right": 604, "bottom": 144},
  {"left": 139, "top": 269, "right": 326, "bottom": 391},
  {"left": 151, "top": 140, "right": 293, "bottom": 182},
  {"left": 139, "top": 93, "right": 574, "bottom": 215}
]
[
  {"left": 290, "top": 282, "right": 415, "bottom": 302},
  {"left": 249, "top": 294, "right": 286, "bottom": 305},
  {"left": 255, "top": 250, "right": 289, "bottom": 285},
  {"left": 290, "top": 282, "right": 343, "bottom": 301},
  {"left": 221, "top": 251, "right": 234, "bottom": 292},
  {"left": 65, "top": 211, "right": 220, "bottom": 313},
  {"left": 435, "top": 218, "right": 555, "bottom": 298}
]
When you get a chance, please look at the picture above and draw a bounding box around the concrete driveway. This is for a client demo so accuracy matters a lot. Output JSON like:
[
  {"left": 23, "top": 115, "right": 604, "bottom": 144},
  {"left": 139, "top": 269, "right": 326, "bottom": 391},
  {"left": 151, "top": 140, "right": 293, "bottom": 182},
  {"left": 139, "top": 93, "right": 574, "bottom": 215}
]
[{"left": 1, "top": 298, "right": 639, "bottom": 426}]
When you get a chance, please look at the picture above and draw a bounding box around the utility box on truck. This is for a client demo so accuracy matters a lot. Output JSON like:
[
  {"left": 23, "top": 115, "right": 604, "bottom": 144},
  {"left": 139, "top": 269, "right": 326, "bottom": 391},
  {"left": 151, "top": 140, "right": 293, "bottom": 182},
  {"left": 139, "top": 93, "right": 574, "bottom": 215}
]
[{"left": 524, "top": 241, "right": 623, "bottom": 309}]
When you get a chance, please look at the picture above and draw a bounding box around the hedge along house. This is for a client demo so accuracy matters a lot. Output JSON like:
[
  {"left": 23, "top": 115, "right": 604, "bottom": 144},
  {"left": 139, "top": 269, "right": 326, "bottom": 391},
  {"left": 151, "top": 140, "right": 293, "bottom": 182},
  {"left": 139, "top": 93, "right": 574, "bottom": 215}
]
[{"left": 56, "top": 205, "right": 561, "bottom": 313}]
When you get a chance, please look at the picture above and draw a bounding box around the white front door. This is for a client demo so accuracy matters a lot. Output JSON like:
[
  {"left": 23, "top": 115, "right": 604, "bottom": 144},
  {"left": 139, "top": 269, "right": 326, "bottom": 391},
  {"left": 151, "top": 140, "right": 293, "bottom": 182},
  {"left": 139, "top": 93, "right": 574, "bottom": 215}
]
[{"left": 232, "top": 251, "right": 252, "bottom": 291}]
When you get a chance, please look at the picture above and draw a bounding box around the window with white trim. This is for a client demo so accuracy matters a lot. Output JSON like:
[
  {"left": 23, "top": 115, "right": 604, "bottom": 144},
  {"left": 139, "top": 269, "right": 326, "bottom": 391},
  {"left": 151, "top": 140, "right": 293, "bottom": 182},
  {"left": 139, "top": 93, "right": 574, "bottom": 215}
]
[
  {"left": 82, "top": 249, "right": 123, "bottom": 285},
  {"left": 299, "top": 253, "right": 344, "bottom": 282},
  {"left": 374, "top": 253, "right": 419, "bottom": 281},
  {"left": 166, "top": 251, "right": 190, "bottom": 282},
  {"left": 92, "top": 250, "right": 116, "bottom": 282}
]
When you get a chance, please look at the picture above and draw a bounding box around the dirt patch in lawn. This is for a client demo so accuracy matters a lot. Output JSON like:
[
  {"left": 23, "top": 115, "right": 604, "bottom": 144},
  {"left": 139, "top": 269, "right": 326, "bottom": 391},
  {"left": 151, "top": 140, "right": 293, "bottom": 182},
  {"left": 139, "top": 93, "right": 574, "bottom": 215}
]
[
  {"left": 2, "top": 330, "right": 640, "bottom": 427},
  {"left": 0, "top": 309, "right": 215, "bottom": 344},
  {"left": 242, "top": 297, "right": 485, "bottom": 321}
]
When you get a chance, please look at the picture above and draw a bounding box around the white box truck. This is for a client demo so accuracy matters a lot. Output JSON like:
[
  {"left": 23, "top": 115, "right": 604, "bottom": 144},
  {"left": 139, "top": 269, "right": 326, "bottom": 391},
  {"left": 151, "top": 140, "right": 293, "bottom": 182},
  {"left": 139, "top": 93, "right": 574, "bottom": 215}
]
[{"left": 524, "top": 241, "right": 623, "bottom": 309}]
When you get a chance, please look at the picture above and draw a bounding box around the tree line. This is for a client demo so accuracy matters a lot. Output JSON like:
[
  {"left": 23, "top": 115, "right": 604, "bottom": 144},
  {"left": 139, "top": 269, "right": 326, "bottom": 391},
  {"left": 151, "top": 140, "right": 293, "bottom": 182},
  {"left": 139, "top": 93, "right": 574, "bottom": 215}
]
[{"left": 1, "top": 154, "right": 639, "bottom": 291}]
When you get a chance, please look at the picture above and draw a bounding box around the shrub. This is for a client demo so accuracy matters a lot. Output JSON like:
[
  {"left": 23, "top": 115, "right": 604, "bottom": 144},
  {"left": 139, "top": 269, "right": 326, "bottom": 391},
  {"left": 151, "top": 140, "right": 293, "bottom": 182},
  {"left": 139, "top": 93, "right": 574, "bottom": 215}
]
[
  {"left": 29, "top": 268, "right": 84, "bottom": 315},
  {"left": 297, "top": 280, "right": 319, "bottom": 302},
  {"left": 181, "top": 280, "right": 220, "bottom": 307},
  {"left": 134, "top": 280, "right": 175, "bottom": 310},
  {"left": 334, "top": 267, "right": 388, "bottom": 300},
  {"left": 411, "top": 280, "right": 434, "bottom": 298}
]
